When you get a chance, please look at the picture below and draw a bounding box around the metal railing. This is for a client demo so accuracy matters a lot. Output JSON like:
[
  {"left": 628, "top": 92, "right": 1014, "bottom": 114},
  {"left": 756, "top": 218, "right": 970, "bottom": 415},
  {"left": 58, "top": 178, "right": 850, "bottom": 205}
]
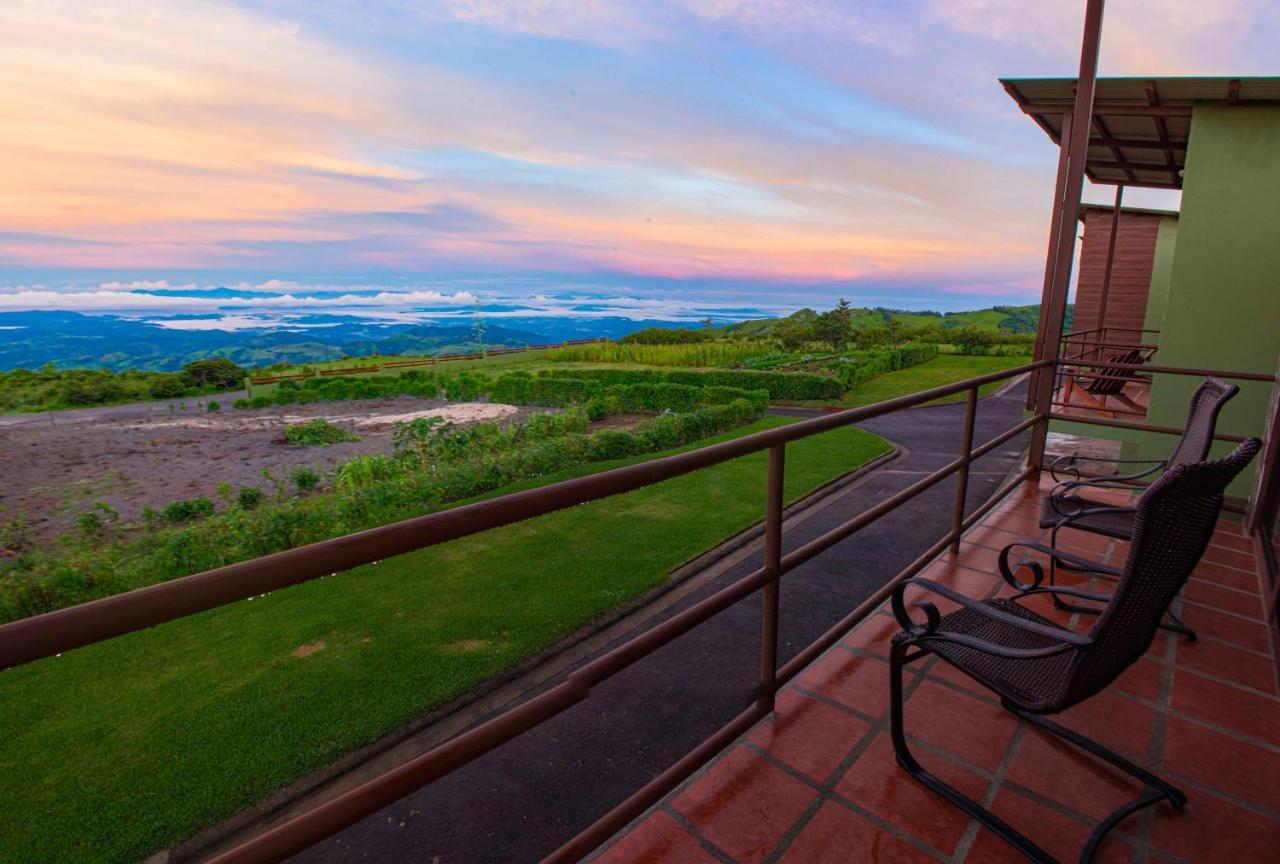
[
  {"left": 1045, "top": 357, "right": 1278, "bottom": 515},
  {"left": 0, "top": 360, "right": 1048, "bottom": 864}
]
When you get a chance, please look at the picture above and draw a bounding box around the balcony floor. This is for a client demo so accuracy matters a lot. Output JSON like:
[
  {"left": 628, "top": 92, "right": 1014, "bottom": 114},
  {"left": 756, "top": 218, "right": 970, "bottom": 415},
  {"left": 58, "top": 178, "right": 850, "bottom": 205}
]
[{"left": 589, "top": 476, "right": 1279, "bottom": 864}]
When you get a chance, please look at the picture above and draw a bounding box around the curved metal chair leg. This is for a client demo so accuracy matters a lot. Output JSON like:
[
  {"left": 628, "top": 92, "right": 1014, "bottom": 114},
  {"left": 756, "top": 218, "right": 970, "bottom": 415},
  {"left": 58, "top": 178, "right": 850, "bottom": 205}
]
[
  {"left": 889, "top": 643, "right": 1056, "bottom": 864},
  {"left": 1005, "top": 705, "right": 1187, "bottom": 864}
]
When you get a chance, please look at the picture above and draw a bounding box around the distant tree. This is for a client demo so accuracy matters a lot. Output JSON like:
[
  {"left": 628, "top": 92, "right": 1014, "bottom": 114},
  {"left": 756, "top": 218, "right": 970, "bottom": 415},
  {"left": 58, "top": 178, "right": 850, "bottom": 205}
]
[
  {"left": 884, "top": 318, "right": 906, "bottom": 348},
  {"left": 952, "top": 327, "right": 995, "bottom": 355},
  {"left": 181, "top": 358, "right": 247, "bottom": 390},
  {"left": 812, "top": 298, "right": 854, "bottom": 348},
  {"left": 773, "top": 316, "right": 813, "bottom": 352},
  {"left": 700, "top": 317, "right": 714, "bottom": 330}
]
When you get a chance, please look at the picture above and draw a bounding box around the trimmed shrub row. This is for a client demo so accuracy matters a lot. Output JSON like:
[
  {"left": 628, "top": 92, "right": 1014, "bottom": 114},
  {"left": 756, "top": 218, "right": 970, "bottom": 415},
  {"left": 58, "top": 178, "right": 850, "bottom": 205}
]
[
  {"left": 539, "top": 367, "right": 843, "bottom": 400},
  {"left": 823, "top": 344, "right": 939, "bottom": 388}
]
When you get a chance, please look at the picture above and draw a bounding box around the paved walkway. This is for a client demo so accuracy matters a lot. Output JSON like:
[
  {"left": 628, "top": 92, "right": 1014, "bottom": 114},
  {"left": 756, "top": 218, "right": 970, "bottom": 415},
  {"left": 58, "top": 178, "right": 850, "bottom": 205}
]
[{"left": 288, "top": 381, "right": 1035, "bottom": 864}]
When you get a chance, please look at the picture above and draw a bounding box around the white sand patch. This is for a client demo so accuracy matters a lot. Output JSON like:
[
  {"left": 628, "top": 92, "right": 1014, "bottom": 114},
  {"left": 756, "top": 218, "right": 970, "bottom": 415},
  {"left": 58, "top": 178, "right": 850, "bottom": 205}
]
[
  {"left": 349, "top": 403, "right": 519, "bottom": 427},
  {"left": 111, "top": 401, "right": 522, "bottom": 432}
]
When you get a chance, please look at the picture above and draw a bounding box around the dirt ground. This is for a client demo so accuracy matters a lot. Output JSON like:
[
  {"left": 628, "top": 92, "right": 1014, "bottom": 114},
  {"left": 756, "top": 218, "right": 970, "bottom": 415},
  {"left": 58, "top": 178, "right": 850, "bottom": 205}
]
[{"left": 1, "top": 397, "right": 555, "bottom": 544}]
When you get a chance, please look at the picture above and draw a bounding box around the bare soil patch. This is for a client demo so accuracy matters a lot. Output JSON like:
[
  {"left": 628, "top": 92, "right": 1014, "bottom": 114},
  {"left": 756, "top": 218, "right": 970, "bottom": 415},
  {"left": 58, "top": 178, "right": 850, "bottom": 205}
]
[{"left": 1, "top": 397, "right": 544, "bottom": 544}]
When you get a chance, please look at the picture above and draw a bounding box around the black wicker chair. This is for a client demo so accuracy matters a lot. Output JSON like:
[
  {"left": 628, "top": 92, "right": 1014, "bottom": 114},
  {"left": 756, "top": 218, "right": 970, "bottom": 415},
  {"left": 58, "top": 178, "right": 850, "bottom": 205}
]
[
  {"left": 1037, "top": 377, "right": 1239, "bottom": 639},
  {"left": 889, "top": 437, "right": 1261, "bottom": 864}
]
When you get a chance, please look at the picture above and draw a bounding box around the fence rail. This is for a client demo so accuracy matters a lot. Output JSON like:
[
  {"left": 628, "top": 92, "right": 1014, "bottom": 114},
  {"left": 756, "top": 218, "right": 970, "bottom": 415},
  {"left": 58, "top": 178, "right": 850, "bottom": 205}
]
[
  {"left": 0, "top": 360, "right": 1049, "bottom": 864},
  {"left": 245, "top": 338, "right": 610, "bottom": 386}
]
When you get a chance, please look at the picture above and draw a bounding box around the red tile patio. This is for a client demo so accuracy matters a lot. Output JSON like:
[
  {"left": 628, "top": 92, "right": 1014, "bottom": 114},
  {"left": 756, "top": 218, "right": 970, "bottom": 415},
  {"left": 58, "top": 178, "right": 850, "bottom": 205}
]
[{"left": 589, "top": 476, "right": 1280, "bottom": 864}]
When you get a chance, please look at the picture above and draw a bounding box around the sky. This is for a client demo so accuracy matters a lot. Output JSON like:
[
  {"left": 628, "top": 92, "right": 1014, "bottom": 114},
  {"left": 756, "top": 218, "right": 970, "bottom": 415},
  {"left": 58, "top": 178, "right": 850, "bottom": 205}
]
[{"left": 0, "top": 0, "right": 1277, "bottom": 326}]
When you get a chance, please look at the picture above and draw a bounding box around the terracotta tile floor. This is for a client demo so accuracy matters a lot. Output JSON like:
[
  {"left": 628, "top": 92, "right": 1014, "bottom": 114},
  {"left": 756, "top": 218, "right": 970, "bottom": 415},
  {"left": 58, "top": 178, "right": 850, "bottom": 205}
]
[{"left": 590, "top": 477, "right": 1280, "bottom": 864}]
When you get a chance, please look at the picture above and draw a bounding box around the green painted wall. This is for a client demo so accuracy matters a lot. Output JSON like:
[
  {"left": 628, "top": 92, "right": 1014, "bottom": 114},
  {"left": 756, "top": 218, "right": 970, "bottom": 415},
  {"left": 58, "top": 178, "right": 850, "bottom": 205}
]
[
  {"left": 1138, "top": 104, "right": 1280, "bottom": 496},
  {"left": 1142, "top": 215, "right": 1179, "bottom": 335}
]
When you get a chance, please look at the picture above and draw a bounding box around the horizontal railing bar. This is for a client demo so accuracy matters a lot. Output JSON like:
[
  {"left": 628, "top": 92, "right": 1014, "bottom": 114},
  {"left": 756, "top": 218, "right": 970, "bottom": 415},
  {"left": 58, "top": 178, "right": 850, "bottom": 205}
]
[
  {"left": 0, "top": 360, "right": 1048, "bottom": 671},
  {"left": 776, "top": 413, "right": 1041, "bottom": 576},
  {"left": 1059, "top": 359, "right": 1275, "bottom": 383},
  {"left": 207, "top": 679, "right": 590, "bottom": 864},
  {"left": 776, "top": 459, "right": 1038, "bottom": 688},
  {"left": 1049, "top": 400, "right": 1149, "bottom": 418},
  {"left": 542, "top": 703, "right": 765, "bottom": 864},
  {"left": 777, "top": 531, "right": 954, "bottom": 686},
  {"left": 961, "top": 465, "right": 1039, "bottom": 532},
  {"left": 1048, "top": 411, "right": 1250, "bottom": 443},
  {"left": 780, "top": 456, "right": 964, "bottom": 572}
]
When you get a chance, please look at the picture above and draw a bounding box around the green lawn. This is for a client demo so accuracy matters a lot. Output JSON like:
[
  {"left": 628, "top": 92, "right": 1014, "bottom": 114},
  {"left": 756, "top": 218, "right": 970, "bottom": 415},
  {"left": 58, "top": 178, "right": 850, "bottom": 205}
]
[
  {"left": 0, "top": 417, "right": 889, "bottom": 864},
  {"left": 786, "top": 354, "right": 1030, "bottom": 410}
]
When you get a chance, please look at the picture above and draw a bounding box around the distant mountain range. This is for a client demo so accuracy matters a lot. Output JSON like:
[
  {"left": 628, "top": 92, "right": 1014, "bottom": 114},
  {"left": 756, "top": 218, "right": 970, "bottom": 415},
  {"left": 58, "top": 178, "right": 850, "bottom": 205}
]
[
  {"left": 0, "top": 311, "right": 702, "bottom": 371},
  {"left": 0, "top": 304, "right": 1063, "bottom": 372}
]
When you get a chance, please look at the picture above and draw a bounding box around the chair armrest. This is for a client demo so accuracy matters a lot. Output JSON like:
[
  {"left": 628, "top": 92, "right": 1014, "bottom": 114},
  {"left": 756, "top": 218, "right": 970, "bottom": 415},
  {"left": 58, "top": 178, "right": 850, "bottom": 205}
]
[
  {"left": 998, "top": 539, "right": 1122, "bottom": 591},
  {"left": 1017, "top": 585, "right": 1114, "bottom": 604},
  {"left": 892, "top": 577, "right": 1092, "bottom": 660},
  {"left": 1049, "top": 453, "right": 1166, "bottom": 485}
]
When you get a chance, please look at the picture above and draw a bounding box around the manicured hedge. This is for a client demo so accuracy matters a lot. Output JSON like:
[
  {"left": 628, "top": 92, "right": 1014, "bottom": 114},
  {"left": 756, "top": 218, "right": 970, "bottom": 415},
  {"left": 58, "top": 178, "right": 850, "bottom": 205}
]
[
  {"left": 825, "top": 344, "right": 938, "bottom": 388},
  {"left": 243, "top": 369, "right": 769, "bottom": 414},
  {"left": 539, "top": 367, "right": 843, "bottom": 400}
]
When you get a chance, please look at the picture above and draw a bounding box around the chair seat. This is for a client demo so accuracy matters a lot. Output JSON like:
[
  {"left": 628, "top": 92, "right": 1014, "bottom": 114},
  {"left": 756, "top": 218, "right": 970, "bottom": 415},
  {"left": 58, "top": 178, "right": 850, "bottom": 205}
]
[
  {"left": 1039, "top": 495, "right": 1136, "bottom": 539},
  {"left": 921, "top": 598, "right": 1076, "bottom": 712}
]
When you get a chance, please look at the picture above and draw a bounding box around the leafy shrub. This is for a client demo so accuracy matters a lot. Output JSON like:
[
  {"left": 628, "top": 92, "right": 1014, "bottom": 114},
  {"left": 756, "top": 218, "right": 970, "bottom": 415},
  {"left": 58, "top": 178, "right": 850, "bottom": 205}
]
[
  {"left": 206, "top": 400, "right": 220, "bottom": 412},
  {"left": 291, "top": 467, "right": 320, "bottom": 492},
  {"left": 540, "top": 368, "right": 841, "bottom": 400},
  {"left": 147, "top": 374, "right": 189, "bottom": 399},
  {"left": 237, "top": 486, "right": 264, "bottom": 510},
  {"left": 233, "top": 398, "right": 251, "bottom": 409},
  {"left": 588, "top": 429, "right": 637, "bottom": 460},
  {"left": 545, "top": 341, "right": 765, "bottom": 367},
  {"left": 163, "top": 497, "right": 214, "bottom": 523},
  {"left": 284, "top": 419, "right": 361, "bottom": 446},
  {"left": 181, "top": 358, "right": 246, "bottom": 390},
  {"left": 619, "top": 327, "right": 714, "bottom": 345},
  {"left": 585, "top": 397, "right": 608, "bottom": 421}
]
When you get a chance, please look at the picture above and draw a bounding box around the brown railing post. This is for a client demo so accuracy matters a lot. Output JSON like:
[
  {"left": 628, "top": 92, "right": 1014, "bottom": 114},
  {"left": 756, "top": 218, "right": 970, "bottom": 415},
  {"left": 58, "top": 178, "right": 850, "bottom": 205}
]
[
  {"left": 951, "top": 387, "right": 979, "bottom": 552},
  {"left": 758, "top": 444, "right": 785, "bottom": 714}
]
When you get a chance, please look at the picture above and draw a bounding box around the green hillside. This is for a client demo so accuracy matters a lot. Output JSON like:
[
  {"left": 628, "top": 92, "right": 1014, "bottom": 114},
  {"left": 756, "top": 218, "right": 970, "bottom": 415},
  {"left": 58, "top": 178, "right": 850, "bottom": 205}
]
[{"left": 721, "top": 303, "right": 1066, "bottom": 337}]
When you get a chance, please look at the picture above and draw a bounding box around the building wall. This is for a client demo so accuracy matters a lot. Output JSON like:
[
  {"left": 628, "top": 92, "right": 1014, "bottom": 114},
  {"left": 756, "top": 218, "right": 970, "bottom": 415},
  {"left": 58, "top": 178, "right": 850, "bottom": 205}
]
[
  {"left": 1142, "top": 216, "right": 1179, "bottom": 335},
  {"left": 1138, "top": 104, "right": 1280, "bottom": 497},
  {"left": 1072, "top": 209, "right": 1162, "bottom": 344}
]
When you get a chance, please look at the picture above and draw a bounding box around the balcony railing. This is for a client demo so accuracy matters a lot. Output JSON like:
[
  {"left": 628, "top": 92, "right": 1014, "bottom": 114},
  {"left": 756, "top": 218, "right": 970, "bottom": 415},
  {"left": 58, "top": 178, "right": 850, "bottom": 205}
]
[
  {"left": 1, "top": 354, "right": 1274, "bottom": 864},
  {"left": 1053, "top": 327, "right": 1161, "bottom": 420}
]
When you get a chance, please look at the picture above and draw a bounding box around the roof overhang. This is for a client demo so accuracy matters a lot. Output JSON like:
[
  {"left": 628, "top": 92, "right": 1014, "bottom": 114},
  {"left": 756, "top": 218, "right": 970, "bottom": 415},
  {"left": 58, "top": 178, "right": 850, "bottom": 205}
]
[{"left": 1001, "top": 76, "right": 1280, "bottom": 190}]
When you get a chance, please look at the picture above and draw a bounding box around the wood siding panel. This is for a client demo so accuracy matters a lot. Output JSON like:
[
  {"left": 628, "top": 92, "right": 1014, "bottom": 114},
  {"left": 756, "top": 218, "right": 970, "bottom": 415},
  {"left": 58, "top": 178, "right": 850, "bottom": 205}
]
[{"left": 1074, "top": 211, "right": 1162, "bottom": 344}]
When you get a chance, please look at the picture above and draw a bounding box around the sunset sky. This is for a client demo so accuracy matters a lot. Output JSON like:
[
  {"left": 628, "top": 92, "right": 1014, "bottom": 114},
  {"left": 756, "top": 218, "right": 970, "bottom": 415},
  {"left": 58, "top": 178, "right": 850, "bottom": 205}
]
[{"left": 1, "top": 1, "right": 1277, "bottom": 323}]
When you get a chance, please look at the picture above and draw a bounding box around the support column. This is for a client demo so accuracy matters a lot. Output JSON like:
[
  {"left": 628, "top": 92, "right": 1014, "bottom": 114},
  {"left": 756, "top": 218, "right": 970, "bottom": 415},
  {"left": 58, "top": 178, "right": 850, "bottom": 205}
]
[
  {"left": 1095, "top": 184, "right": 1125, "bottom": 357},
  {"left": 1028, "top": 0, "right": 1107, "bottom": 473}
]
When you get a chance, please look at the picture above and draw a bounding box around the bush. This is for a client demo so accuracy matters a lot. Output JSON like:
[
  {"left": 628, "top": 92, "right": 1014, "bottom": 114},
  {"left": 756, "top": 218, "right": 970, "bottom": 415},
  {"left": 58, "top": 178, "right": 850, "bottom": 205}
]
[
  {"left": 540, "top": 368, "right": 841, "bottom": 400},
  {"left": 588, "top": 429, "right": 637, "bottom": 460},
  {"left": 147, "top": 374, "right": 189, "bottom": 399},
  {"left": 206, "top": 400, "right": 220, "bottom": 412},
  {"left": 163, "top": 497, "right": 215, "bottom": 523},
  {"left": 618, "top": 327, "right": 714, "bottom": 345},
  {"left": 291, "top": 467, "right": 320, "bottom": 492},
  {"left": 237, "top": 486, "right": 264, "bottom": 510},
  {"left": 284, "top": 419, "right": 361, "bottom": 446},
  {"left": 182, "top": 358, "right": 246, "bottom": 390},
  {"left": 584, "top": 397, "right": 608, "bottom": 421}
]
